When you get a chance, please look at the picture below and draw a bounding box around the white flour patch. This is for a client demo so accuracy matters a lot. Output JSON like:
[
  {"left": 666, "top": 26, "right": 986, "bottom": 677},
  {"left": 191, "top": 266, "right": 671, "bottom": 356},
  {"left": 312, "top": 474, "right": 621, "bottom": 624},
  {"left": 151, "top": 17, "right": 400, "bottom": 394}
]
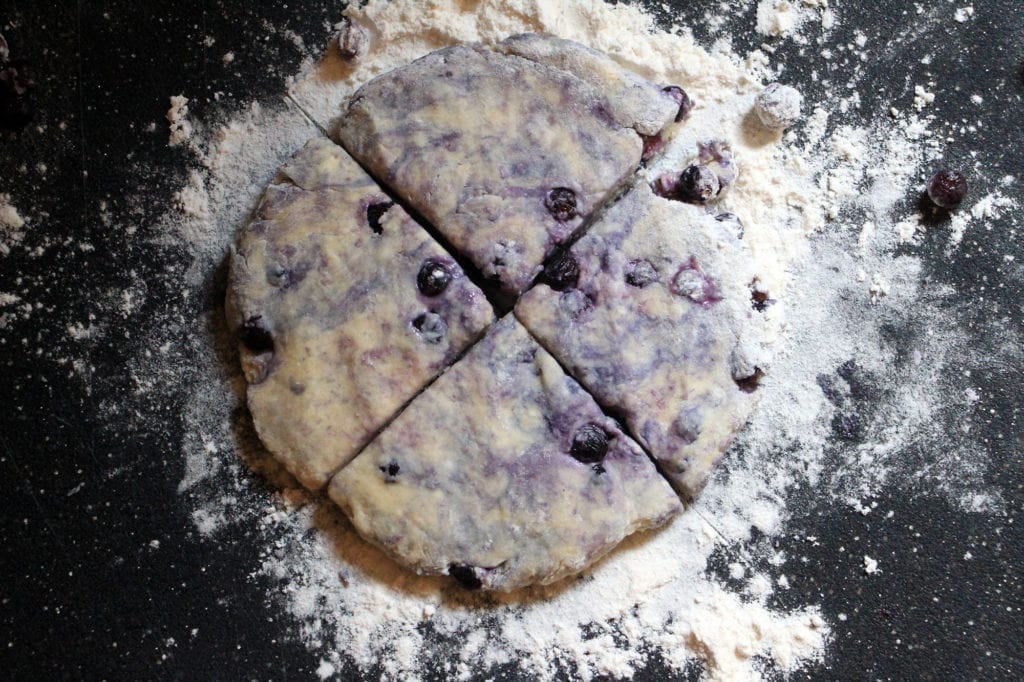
[
  {"left": 0, "top": 192, "right": 26, "bottom": 256},
  {"left": 114, "top": 0, "right": 1020, "bottom": 679}
]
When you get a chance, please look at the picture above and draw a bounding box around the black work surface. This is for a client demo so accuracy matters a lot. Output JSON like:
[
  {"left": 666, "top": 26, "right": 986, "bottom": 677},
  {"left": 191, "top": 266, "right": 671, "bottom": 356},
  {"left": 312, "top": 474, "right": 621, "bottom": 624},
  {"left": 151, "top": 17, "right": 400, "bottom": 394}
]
[{"left": 1, "top": 1, "right": 1021, "bottom": 679}]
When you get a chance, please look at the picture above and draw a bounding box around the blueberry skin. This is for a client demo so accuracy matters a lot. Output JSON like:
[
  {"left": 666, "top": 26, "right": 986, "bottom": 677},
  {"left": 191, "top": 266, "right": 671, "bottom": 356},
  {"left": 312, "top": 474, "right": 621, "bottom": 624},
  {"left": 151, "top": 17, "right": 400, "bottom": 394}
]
[
  {"left": 542, "top": 251, "right": 580, "bottom": 291},
  {"left": 927, "top": 169, "right": 968, "bottom": 209},
  {"left": 676, "top": 165, "right": 719, "bottom": 204},
  {"left": 570, "top": 423, "right": 609, "bottom": 464},
  {"left": 545, "top": 188, "right": 578, "bottom": 222},
  {"left": 417, "top": 260, "right": 452, "bottom": 297}
]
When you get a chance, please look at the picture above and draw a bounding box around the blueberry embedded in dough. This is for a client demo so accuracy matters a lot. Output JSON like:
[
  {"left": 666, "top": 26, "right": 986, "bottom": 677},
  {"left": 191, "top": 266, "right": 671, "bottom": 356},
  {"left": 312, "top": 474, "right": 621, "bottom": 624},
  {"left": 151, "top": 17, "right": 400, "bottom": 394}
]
[
  {"left": 624, "top": 259, "right": 659, "bottom": 288},
  {"left": 365, "top": 200, "right": 393, "bottom": 235},
  {"left": 237, "top": 315, "right": 276, "bottom": 384},
  {"left": 328, "top": 317, "right": 680, "bottom": 591},
  {"left": 570, "top": 423, "right": 610, "bottom": 464},
  {"left": 515, "top": 183, "right": 772, "bottom": 498},
  {"left": 544, "top": 187, "right": 579, "bottom": 222},
  {"left": 335, "top": 38, "right": 679, "bottom": 295},
  {"left": 416, "top": 259, "right": 452, "bottom": 297},
  {"left": 225, "top": 138, "right": 493, "bottom": 490}
]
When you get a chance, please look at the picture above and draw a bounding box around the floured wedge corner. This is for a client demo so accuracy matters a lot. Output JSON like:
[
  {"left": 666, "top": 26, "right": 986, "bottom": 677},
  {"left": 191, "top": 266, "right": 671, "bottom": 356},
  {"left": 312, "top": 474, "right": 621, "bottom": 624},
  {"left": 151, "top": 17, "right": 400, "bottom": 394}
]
[{"left": 169, "top": 0, "right": 835, "bottom": 679}]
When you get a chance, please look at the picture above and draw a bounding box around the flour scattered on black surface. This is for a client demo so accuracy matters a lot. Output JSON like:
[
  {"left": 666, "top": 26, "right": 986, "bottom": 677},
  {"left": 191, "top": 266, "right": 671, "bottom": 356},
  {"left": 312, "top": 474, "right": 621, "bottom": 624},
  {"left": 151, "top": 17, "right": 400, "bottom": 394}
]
[{"left": 100, "top": 0, "right": 1022, "bottom": 679}]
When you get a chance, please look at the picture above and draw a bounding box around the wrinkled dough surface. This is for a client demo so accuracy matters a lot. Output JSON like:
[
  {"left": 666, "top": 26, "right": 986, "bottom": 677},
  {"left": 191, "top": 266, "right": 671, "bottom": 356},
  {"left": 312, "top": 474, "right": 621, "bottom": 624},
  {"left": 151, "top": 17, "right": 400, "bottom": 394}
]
[
  {"left": 515, "top": 184, "right": 770, "bottom": 498},
  {"left": 335, "top": 39, "right": 674, "bottom": 295},
  {"left": 226, "top": 138, "right": 493, "bottom": 489},
  {"left": 329, "top": 316, "right": 680, "bottom": 591}
]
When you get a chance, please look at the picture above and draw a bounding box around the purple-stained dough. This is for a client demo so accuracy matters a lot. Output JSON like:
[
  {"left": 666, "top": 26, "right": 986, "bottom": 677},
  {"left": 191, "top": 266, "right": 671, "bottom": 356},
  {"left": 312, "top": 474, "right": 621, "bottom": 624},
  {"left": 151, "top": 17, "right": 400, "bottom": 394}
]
[
  {"left": 328, "top": 316, "right": 681, "bottom": 591},
  {"left": 225, "top": 138, "right": 493, "bottom": 490},
  {"left": 334, "top": 36, "right": 679, "bottom": 295},
  {"left": 515, "top": 182, "right": 772, "bottom": 498}
]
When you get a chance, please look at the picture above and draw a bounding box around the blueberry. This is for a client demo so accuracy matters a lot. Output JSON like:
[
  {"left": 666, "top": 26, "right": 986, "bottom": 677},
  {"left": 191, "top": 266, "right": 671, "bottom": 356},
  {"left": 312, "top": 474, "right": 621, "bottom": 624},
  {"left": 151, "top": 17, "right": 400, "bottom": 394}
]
[
  {"left": 671, "top": 264, "right": 719, "bottom": 305},
  {"left": 379, "top": 460, "right": 400, "bottom": 481},
  {"left": 641, "top": 133, "right": 664, "bottom": 162},
  {"left": 754, "top": 83, "right": 802, "bottom": 130},
  {"left": 448, "top": 564, "right": 482, "bottom": 590},
  {"left": 662, "top": 85, "right": 694, "bottom": 122},
  {"left": 267, "top": 264, "right": 308, "bottom": 290},
  {"left": 412, "top": 312, "right": 447, "bottom": 344},
  {"left": 734, "top": 368, "right": 764, "bottom": 393},
  {"left": 673, "top": 408, "right": 702, "bottom": 445},
  {"left": 677, "top": 165, "right": 719, "bottom": 204},
  {"left": 0, "top": 59, "right": 35, "bottom": 133},
  {"left": 542, "top": 251, "right": 579, "bottom": 291},
  {"left": 545, "top": 188, "right": 578, "bottom": 222},
  {"left": 570, "top": 423, "right": 609, "bottom": 464},
  {"left": 625, "top": 259, "right": 658, "bottom": 288},
  {"left": 417, "top": 260, "right": 452, "bottom": 296},
  {"left": 238, "top": 316, "right": 274, "bottom": 354},
  {"left": 927, "top": 169, "right": 968, "bottom": 209},
  {"left": 366, "top": 200, "right": 394, "bottom": 234}
]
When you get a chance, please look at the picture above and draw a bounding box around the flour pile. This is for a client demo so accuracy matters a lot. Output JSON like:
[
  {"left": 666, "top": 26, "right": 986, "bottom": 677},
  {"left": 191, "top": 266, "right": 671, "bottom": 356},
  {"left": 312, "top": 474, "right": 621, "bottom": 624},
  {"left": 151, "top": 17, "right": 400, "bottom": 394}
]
[{"left": 114, "top": 0, "right": 1017, "bottom": 679}]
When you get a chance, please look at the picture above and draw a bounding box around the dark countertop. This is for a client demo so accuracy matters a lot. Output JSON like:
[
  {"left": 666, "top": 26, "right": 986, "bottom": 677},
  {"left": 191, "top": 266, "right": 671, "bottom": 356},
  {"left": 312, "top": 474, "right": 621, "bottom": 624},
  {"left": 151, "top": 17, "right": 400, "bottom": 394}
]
[{"left": 1, "top": 1, "right": 1021, "bottom": 679}]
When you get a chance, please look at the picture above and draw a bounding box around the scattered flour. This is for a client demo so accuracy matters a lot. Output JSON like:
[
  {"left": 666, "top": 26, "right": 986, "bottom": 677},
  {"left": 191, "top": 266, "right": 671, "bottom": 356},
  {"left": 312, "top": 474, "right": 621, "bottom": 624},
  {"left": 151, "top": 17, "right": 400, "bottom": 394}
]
[
  {"left": 0, "top": 192, "right": 26, "bottom": 256},
  {"left": 755, "top": 0, "right": 835, "bottom": 40},
  {"left": 166, "top": 95, "right": 193, "bottom": 147},
  {"left": 105, "top": 0, "right": 1020, "bottom": 679}
]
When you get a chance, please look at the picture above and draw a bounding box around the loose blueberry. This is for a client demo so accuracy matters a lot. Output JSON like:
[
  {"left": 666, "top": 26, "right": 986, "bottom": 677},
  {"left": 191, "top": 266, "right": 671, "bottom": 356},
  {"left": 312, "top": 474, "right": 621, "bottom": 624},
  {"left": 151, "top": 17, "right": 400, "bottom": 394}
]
[
  {"left": 754, "top": 83, "right": 803, "bottom": 130},
  {"left": 662, "top": 85, "right": 695, "bottom": 122},
  {"left": 926, "top": 169, "right": 968, "bottom": 209},
  {"left": 570, "top": 423, "right": 609, "bottom": 464},
  {"left": 238, "top": 316, "right": 274, "bottom": 354},
  {"left": 412, "top": 312, "right": 447, "bottom": 344},
  {"left": 448, "top": 564, "right": 482, "bottom": 590},
  {"left": 676, "top": 165, "right": 719, "bottom": 204},
  {"left": 366, "top": 200, "right": 394, "bottom": 234},
  {"left": 334, "top": 17, "right": 367, "bottom": 60},
  {"left": 542, "top": 251, "right": 579, "bottom": 291},
  {"left": 625, "top": 259, "right": 658, "bottom": 288},
  {"left": 545, "top": 188, "right": 578, "bottom": 222},
  {"left": 417, "top": 260, "right": 452, "bottom": 297}
]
